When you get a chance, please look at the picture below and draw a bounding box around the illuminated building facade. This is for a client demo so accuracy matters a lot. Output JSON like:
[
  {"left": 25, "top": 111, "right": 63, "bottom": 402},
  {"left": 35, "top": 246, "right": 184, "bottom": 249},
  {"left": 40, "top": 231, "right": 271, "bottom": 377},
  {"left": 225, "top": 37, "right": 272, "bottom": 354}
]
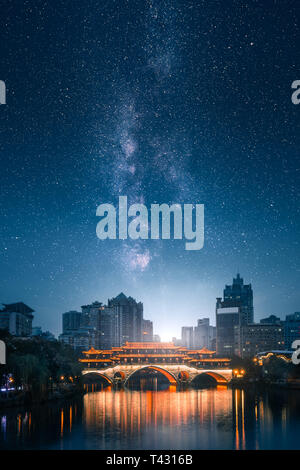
[
  {"left": 240, "top": 323, "right": 285, "bottom": 358},
  {"left": 80, "top": 341, "right": 230, "bottom": 369},
  {"left": 284, "top": 312, "right": 300, "bottom": 349}
]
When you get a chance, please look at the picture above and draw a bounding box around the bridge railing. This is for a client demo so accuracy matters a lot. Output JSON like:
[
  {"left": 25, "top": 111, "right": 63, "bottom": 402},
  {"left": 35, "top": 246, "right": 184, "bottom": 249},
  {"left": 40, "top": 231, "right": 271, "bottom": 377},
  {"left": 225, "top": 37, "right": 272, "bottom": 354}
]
[{"left": 81, "top": 360, "right": 231, "bottom": 371}]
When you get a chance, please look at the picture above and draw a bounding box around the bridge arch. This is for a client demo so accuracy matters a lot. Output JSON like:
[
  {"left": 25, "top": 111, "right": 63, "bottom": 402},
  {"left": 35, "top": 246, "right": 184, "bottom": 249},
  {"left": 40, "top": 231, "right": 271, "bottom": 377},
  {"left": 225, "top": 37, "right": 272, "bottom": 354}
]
[
  {"left": 191, "top": 371, "right": 228, "bottom": 386},
  {"left": 124, "top": 365, "right": 178, "bottom": 386},
  {"left": 82, "top": 371, "right": 113, "bottom": 385}
]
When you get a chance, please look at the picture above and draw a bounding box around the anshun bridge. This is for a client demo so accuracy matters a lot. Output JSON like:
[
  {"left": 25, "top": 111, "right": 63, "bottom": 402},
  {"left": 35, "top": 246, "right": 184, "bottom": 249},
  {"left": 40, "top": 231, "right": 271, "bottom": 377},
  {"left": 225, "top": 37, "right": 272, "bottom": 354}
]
[{"left": 80, "top": 342, "right": 233, "bottom": 386}]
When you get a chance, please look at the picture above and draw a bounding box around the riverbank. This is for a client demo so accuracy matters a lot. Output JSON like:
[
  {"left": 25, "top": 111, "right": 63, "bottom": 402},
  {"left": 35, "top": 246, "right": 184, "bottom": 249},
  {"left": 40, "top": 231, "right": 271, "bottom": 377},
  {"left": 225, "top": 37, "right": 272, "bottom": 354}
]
[
  {"left": 231, "top": 378, "right": 300, "bottom": 390},
  {"left": 0, "top": 384, "right": 83, "bottom": 409}
]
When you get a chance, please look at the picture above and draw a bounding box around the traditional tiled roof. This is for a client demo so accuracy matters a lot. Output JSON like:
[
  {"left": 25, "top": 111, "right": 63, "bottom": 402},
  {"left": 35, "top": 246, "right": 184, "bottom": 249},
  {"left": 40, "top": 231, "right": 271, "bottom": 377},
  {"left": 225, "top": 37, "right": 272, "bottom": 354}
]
[
  {"left": 114, "top": 353, "right": 188, "bottom": 358},
  {"left": 79, "top": 358, "right": 113, "bottom": 362},
  {"left": 188, "top": 358, "right": 230, "bottom": 363},
  {"left": 187, "top": 348, "right": 216, "bottom": 355},
  {"left": 82, "top": 342, "right": 217, "bottom": 356},
  {"left": 122, "top": 341, "right": 185, "bottom": 349}
]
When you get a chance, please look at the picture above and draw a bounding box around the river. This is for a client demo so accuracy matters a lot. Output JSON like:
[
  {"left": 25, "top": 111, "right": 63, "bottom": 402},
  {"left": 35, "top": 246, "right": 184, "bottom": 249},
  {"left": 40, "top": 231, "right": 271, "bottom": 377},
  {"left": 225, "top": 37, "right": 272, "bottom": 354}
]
[{"left": 1, "top": 384, "right": 300, "bottom": 450}]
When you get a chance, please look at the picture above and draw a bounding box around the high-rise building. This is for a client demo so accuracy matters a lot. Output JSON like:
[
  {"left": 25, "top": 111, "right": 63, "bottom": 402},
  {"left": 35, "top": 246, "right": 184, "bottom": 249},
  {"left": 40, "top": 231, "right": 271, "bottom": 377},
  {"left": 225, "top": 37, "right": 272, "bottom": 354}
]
[
  {"left": 59, "top": 293, "right": 145, "bottom": 350},
  {"left": 142, "top": 319, "right": 153, "bottom": 342},
  {"left": 0, "top": 302, "right": 34, "bottom": 337},
  {"left": 216, "top": 300, "right": 241, "bottom": 356},
  {"left": 181, "top": 318, "right": 216, "bottom": 350},
  {"left": 240, "top": 323, "right": 284, "bottom": 358},
  {"left": 223, "top": 273, "right": 253, "bottom": 324},
  {"left": 59, "top": 304, "right": 101, "bottom": 350},
  {"left": 62, "top": 311, "right": 82, "bottom": 333},
  {"left": 193, "top": 318, "right": 216, "bottom": 349},
  {"left": 181, "top": 326, "right": 194, "bottom": 349},
  {"left": 81, "top": 301, "right": 103, "bottom": 329},
  {"left": 73, "top": 328, "right": 99, "bottom": 351},
  {"left": 59, "top": 326, "right": 98, "bottom": 351},
  {"left": 284, "top": 312, "right": 300, "bottom": 349},
  {"left": 80, "top": 301, "right": 107, "bottom": 348},
  {"left": 216, "top": 274, "right": 254, "bottom": 356},
  {"left": 99, "top": 306, "right": 120, "bottom": 349},
  {"left": 108, "top": 293, "right": 143, "bottom": 345}
]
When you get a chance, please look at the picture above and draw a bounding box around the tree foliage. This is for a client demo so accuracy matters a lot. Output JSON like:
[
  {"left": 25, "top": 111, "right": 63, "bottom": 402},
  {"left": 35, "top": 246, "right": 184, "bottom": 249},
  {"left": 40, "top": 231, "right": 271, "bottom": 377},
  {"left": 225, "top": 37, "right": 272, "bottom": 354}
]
[{"left": 0, "top": 330, "right": 82, "bottom": 396}]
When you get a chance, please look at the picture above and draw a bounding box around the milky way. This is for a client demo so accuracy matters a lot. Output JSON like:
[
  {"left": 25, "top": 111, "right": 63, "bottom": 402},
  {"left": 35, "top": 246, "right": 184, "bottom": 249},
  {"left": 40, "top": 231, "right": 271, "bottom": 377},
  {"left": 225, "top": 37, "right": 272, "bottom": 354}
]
[{"left": 0, "top": 0, "right": 299, "bottom": 339}]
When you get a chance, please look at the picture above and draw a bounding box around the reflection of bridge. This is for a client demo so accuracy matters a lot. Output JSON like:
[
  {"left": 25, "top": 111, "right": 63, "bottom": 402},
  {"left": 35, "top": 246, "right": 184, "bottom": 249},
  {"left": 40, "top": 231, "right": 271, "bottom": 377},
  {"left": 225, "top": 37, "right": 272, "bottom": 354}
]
[{"left": 80, "top": 342, "right": 232, "bottom": 386}]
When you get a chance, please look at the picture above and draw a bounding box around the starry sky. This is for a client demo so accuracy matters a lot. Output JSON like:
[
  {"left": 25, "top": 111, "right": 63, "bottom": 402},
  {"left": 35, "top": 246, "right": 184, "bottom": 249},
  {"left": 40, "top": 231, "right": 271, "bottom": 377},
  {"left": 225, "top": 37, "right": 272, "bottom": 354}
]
[{"left": 0, "top": 0, "right": 300, "bottom": 340}]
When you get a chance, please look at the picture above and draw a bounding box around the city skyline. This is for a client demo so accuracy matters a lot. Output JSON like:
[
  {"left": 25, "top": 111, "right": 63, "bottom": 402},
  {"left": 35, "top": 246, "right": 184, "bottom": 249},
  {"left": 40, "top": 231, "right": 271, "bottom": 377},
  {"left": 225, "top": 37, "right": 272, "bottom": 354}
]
[{"left": 2, "top": 270, "right": 297, "bottom": 342}]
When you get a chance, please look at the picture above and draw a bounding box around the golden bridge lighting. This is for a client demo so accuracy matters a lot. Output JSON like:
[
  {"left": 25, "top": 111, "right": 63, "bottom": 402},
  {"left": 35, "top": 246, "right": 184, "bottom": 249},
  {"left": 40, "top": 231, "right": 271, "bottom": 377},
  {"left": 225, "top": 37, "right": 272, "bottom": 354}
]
[{"left": 80, "top": 341, "right": 232, "bottom": 386}]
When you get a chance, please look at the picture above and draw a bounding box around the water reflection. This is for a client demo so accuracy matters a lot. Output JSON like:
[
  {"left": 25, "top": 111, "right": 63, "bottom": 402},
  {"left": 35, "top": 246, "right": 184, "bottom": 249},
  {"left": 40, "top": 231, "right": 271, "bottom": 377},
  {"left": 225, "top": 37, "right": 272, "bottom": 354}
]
[{"left": 0, "top": 385, "right": 300, "bottom": 449}]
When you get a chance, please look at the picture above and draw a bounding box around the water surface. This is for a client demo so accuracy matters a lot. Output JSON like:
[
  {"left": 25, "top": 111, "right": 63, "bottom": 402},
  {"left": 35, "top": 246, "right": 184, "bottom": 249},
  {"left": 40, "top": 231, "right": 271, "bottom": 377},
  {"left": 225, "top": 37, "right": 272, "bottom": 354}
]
[{"left": 1, "top": 385, "right": 300, "bottom": 449}]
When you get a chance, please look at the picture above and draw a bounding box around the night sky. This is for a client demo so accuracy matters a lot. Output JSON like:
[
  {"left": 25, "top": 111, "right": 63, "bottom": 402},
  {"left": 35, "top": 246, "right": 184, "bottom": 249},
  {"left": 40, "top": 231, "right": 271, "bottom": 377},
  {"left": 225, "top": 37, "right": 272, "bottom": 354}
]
[{"left": 1, "top": 0, "right": 300, "bottom": 340}]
